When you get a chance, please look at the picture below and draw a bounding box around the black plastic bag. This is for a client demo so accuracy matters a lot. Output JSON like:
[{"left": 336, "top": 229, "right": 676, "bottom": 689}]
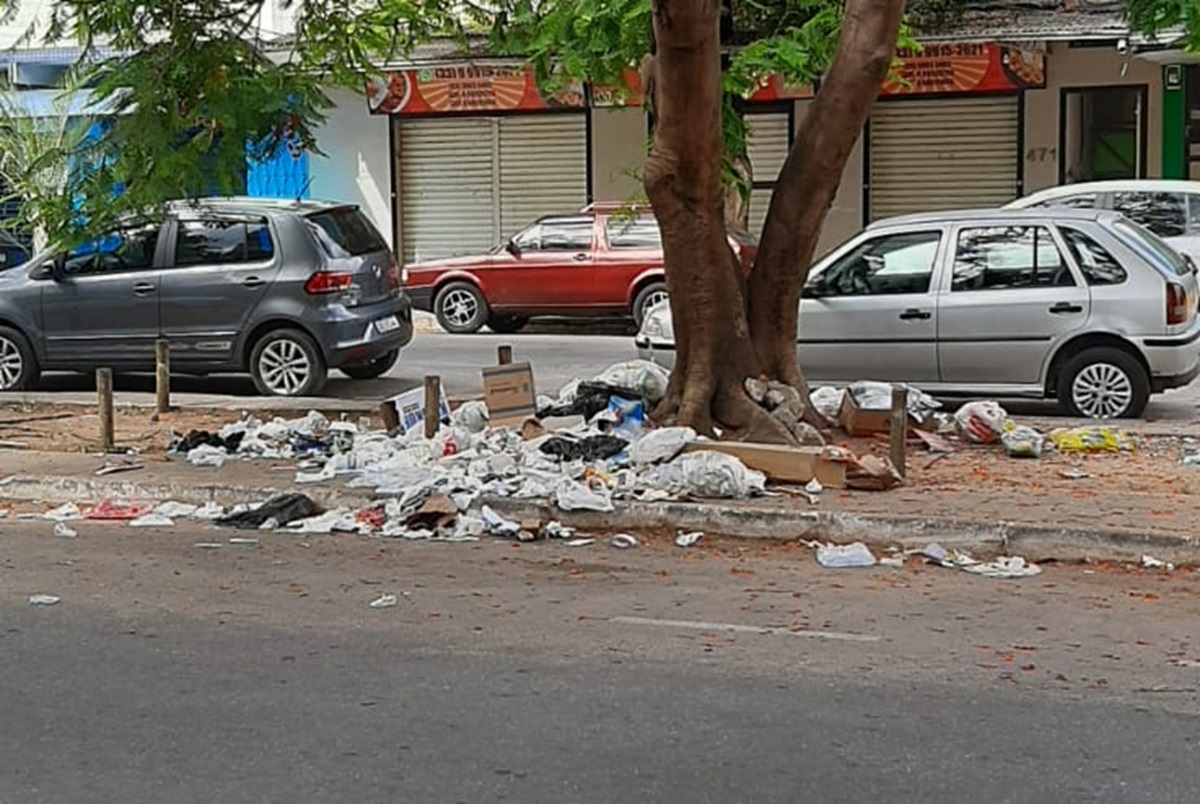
[
  {"left": 539, "top": 434, "right": 628, "bottom": 462},
  {"left": 538, "top": 382, "right": 643, "bottom": 421},
  {"left": 219, "top": 493, "right": 321, "bottom": 530},
  {"left": 172, "top": 429, "right": 245, "bottom": 454}
]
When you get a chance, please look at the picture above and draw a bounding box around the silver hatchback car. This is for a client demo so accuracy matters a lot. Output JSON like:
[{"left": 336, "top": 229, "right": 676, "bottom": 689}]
[
  {"left": 636, "top": 209, "right": 1200, "bottom": 419},
  {"left": 0, "top": 197, "right": 414, "bottom": 397}
]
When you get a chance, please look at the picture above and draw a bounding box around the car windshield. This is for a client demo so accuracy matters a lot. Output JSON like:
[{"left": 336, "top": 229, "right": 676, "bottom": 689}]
[
  {"left": 1112, "top": 219, "right": 1190, "bottom": 277},
  {"left": 306, "top": 207, "right": 388, "bottom": 258}
]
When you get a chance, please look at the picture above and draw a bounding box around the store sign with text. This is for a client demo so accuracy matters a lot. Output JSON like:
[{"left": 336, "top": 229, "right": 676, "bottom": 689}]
[
  {"left": 368, "top": 45, "right": 1045, "bottom": 116},
  {"left": 882, "top": 43, "right": 1045, "bottom": 96}
]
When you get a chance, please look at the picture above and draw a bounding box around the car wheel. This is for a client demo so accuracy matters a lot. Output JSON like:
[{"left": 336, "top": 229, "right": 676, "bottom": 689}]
[
  {"left": 1056, "top": 347, "right": 1149, "bottom": 419},
  {"left": 435, "top": 282, "right": 488, "bottom": 334},
  {"left": 487, "top": 314, "right": 529, "bottom": 334},
  {"left": 632, "top": 281, "right": 669, "bottom": 326},
  {"left": 0, "top": 325, "right": 38, "bottom": 391},
  {"left": 340, "top": 349, "right": 399, "bottom": 380},
  {"left": 250, "top": 328, "right": 327, "bottom": 397}
]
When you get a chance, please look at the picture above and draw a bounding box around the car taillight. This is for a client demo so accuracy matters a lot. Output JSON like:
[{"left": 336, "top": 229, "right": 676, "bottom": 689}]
[
  {"left": 305, "top": 272, "right": 354, "bottom": 295},
  {"left": 386, "top": 261, "right": 403, "bottom": 290},
  {"left": 1166, "top": 282, "right": 1190, "bottom": 326}
]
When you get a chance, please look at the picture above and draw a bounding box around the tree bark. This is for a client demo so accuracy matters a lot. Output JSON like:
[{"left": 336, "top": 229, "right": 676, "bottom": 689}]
[
  {"left": 647, "top": 0, "right": 905, "bottom": 441},
  {"left": 746, "top": 0, "right": 907, "bottom": 392}
]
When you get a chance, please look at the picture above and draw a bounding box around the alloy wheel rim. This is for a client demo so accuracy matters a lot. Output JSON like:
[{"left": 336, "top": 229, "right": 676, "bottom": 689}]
[
  {"left": 442, "top": 289, "right": 479, "bottom": 327},
  {"left": 644, "top": 289, "right": 669, "bottom": 313},
  {"left": 259, "top": 339, "right": 311, "bottom": 395},
  {"left": 1072, "top": 362, "right": 1133, "bottom": 418},
  {"left": 0, "top": 336, "right": 22, "bottom": 390}
]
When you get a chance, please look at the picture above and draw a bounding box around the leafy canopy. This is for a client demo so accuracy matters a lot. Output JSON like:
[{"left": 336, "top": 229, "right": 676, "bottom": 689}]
[{"left": 0, "top": 0, "right": 1193, "bottom": 248}]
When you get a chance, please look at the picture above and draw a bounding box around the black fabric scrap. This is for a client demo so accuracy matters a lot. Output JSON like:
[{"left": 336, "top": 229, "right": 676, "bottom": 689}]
[
  {"left": 218, "top": 493, "right": 321, "bottom": 530},
  {"left": 537, "top": 381, "right": 642, "bottom": 421},
  {"left": 172, "top": 429, "right": 245, "bottom": 454}
]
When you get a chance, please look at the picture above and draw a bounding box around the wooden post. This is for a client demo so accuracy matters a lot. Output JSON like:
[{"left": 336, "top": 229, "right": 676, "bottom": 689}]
[
  {"left": 890, "top": 385, "right": 907, "bottom": 478},
  {"left": 497, "top": 344, "right": 513, "bottom": 365},
  {"left": 424, "top": 375, "right": 441, "bottom": 439},
  {"left": 96, "top": 368, "right": 115, "bottom": 453},
  {"left": 155, "top": 339, "right": 170, "bottom": 414}
]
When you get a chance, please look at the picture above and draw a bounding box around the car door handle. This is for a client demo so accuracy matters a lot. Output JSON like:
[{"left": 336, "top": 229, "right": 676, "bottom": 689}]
[
  {"left": 132, "top": 282, "right": 156, "bottom": 295},
  {"left": 242, "top": 276, "right": 266, "bottom": 289},
  {"left": 573, "top": 253, "right": 589, "bottom": 262},
  {"left": 898, "top": 308, "right": 931, "bottom": 321},
  {"left": 1049, "top": 302, "right": 1084, "bottom": 314}
]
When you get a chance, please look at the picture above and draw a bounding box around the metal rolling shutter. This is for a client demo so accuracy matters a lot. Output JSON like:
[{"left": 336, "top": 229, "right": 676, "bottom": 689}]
[
  {"left": 746, "top": 112, "right": 791, "bottom": 236},
  {"left": 400, "top": 117, "right": 498, "bottom": 263},
  {"left": 868, "top": 96, "right": 1019, "bottom": 222},
  {"left": 498, "top": 115, "right": 588, "bottom": 236}
]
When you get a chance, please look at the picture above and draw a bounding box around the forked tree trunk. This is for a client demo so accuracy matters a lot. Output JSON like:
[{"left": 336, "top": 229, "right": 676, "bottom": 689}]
[{"left": 646, "top": 0, "right": 906, "bottom": 440}]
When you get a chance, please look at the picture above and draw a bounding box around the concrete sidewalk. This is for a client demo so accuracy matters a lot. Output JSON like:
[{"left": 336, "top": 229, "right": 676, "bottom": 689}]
[{"left": 2, "top": 447, "right": 1198, "bottom": 565}]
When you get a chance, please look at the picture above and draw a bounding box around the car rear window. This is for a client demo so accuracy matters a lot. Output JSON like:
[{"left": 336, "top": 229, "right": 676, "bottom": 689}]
[
  {"left": 1113, "top": 219, "right": 1190, "bottom": 277},
  {"left": 306, "top": 207, "right": 389, "bottom": 258}
]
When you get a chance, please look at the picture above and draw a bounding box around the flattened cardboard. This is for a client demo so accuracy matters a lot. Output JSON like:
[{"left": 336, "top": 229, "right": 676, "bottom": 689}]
[
  {"left": 682, "top": 442, "right": 846, "bottom": 488},
  {"left": 387, "top": 385, "right": 451, "bottom": 435},
  {"left": 483, "top": 362, "right": 537, "bottom": 427}
]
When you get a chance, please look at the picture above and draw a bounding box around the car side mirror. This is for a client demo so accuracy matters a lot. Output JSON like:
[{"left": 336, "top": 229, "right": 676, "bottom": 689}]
[
  {"left": 802, "top": 278, "right": 827, "bottom": 299},
  {"left": 505, "top": 239, "right": 521, "bottom": 257},
  {"left": 51, "top": 254, "right": 67, "bottom": 280}
]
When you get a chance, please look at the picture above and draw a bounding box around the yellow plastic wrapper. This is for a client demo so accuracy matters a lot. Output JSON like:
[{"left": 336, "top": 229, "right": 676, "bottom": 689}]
[{"left": 1049, "top": 426, "right": 1135, "bottom": 453}]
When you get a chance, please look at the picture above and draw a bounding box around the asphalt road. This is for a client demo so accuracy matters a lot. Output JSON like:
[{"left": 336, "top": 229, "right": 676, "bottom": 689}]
[
  {"left": 4, "top": 520, "right": 1200, "bottom": 802},
  {"left": 13, "top": 325, "right": 1200, "bottom": 422}
]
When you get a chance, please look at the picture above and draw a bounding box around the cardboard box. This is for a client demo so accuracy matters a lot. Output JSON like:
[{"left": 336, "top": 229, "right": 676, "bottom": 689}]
[
  {"left": 387, "top": 385, "right": 451, "bottom": 435},
  {"left": 837, "top": 392, "right": 894, "bottom": 437},
  {"left": 682, "top": 441, "right": 846, "bottom": 488},
  {"left": 482, "top": 362, "right": 537, "bottom": 428}
]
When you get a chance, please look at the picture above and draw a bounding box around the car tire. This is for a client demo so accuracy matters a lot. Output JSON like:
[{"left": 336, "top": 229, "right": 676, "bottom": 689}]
[
  {"left": 487, "top": 314, "right": 529, "bottom": 334},
  {"left": 632, "top": 281, "right": 669, "bottom": 327},
  {"left": 340, "top": 349, "right": 399, "bottom": 380},
  {"left": 1056, "top": 347, "right": 1149, "bottom": 420},
  {"left": 249, "top": 328, "right": 327, "bottom": 397},
  {"left": 434, "top": 282, "right": 488, "bottom": 334},
  {"left": 0, "top": 325, "right": 38, "bottom": 391}
]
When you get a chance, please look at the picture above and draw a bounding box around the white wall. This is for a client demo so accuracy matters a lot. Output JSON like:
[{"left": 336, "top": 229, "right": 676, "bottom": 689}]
[{"left": 308, "top": 88, "right": 396, "bottom": 250}]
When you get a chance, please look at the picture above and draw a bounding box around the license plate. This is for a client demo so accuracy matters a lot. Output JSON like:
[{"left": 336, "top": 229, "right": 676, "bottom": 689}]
[{"left": 375, "top": 315, "right": 400, "bottom": 334}]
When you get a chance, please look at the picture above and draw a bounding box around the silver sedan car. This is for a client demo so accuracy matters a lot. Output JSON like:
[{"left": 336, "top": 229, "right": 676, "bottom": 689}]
[{"left": 635, "top": 208, "right": 1200, "bottom": 419}]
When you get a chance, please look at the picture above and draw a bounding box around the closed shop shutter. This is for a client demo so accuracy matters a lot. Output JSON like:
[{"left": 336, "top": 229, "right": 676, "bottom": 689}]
[
  {"left": 400, "top": 114, "right": 588, "bottom": 264},
  {"left": 400, "top": 117, "right": 498, "bottom": 263},
  {"left": 868, "top": 96, "right": 1019, "bottom": 222},
  {"left": 498, "top": 115, "right": 588, "bottom": 236},
  {"left": 746, "top": 111, "right": 792, "bottom": 236}
]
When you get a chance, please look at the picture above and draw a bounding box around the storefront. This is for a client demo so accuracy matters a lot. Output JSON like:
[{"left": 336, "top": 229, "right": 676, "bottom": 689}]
[{"left": 865, "top": 43, "right": 1043, "bottom": 221}]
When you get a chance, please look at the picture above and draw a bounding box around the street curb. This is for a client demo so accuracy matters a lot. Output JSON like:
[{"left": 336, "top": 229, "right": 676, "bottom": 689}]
[{"left": 2, "top": 472, "right": 1197, "bottom": 564}]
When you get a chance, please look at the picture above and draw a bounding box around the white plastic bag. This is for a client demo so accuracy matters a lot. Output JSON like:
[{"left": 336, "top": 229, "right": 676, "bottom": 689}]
[
  {"left": 815, "top": 542, "right": 876, "bottom": 568},
  {"left": 592, "top": 360, "right": 671, "bottom": 403},
  {"left": 666, "top": 451, "right": 766, "bottom": 499},
  {"left": 452, "top": 401, "right": 490, "bottom": 434},
  {"left": 954, "top": 401, "right": 1009, "bottom": 444},
  {"left": 1001, "top": 424, "right": 1044, "bottom": 458},
  {"left": 628, "top": 427, "right": 696, "bottom": 465},
  {"left": 555, "top": 480, "right": 615, "bottom": 512},
  {"left": 809, "top": 386, "right": 845, "bottom": 419}
]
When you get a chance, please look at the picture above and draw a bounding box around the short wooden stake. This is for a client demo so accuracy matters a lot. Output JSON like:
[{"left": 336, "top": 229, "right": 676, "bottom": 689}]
[
  {"left": 424, "top": 375, "right": 441, "bottom": 439},
  {"left": 97, "top": 368, "right": 115, "bottom": 453},
  {"left": 379, "top": 400, "right": 400, "bottom": 432},
  {"left": 155, "top": 339, "right": 171, "bottom": 414},
  {"left": 890, "top": 385, "right": 908, "bottom": 478},
  {"left": 497, "top": 344, "right": 513, "bottom": 365}
]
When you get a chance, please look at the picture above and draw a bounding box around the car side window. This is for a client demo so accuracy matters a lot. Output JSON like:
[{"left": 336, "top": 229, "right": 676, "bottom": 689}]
[
  {"left": 1188, "top": 194, "right": 1200, "bottom": 234},
  {"left": 62, "top": 223, "right": 160, "bottom": 277},
  {"left": 1112, "top": 192, "right": 1187, "bottom": 238},
  {"left": 1032, "top": 194, "right": 1096, "bottom": 210},
  {"left": 810, "top": 231, "right": 941, "bottom": 297},
  {"left": 174, "top": 218, "right": 275, "bottom": 267},
  {"left": 1058, "top": 227, "right": 1128, "bottom": 286},
  {"left": 537, "top": 218, "right": 595, "bottom": 252},
  {"left": 606, "top": 216, "right": 663, "bottom": 249},
  {"left": 952, "top": 226, "right": 1074, "bottom": 291}
]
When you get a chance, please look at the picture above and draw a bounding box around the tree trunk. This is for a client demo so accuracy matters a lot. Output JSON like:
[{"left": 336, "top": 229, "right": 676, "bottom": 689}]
[
  {"left": 647, "top": 0, "right": 905, "bottom": 441},
  {"left": 644, "top": 0, "right": 787, "bottom": 441},
  {"left": 746, "top": 0, "right": 907, "bottom": 392}
]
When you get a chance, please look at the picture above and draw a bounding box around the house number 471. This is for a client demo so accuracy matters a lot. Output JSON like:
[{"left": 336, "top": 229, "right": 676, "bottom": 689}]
[{"left": 1026, "top": 147, "right": 1057, "bottom": 162}]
